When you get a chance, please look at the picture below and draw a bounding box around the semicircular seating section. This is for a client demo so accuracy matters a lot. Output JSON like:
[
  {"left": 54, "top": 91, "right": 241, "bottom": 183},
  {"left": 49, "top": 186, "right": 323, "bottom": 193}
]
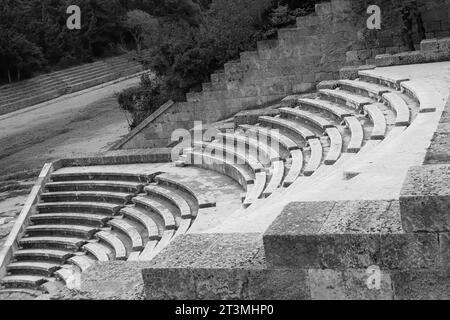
[
  {"left": 0, "top": 168, "right": 203, "bottom": 292},
  {"left": 1, "top": 65, "right": 434, "bottom": 295}
]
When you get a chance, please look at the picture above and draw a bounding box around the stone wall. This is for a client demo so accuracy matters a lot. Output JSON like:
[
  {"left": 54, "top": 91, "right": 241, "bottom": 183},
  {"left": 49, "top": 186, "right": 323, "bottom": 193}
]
[{"left": 119, "top": 0, "right": 450, "bottom": 150}]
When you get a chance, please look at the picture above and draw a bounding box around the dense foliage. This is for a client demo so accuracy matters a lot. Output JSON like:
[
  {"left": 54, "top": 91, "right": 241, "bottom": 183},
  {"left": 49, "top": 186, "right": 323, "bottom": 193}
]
[{"left": 119, "top": 0, "right": 321, "bottom": 129}]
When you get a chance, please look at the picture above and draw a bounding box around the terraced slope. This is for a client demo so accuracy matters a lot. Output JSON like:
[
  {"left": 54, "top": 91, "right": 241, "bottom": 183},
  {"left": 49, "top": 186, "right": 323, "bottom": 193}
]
[{"left": 0, "top": 50, "right": 151, "bottom": 116}]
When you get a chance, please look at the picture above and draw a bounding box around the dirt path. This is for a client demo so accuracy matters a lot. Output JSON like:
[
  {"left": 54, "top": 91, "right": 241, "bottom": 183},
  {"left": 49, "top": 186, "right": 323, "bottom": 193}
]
[{"left": 0, "top": 75, "right": 142, "bottom": 245}]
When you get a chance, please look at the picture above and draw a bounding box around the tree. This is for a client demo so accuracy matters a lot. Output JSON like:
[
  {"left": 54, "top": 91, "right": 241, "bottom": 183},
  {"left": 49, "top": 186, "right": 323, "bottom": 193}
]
[
  {"left": 0, "top": 27, "right": 44, "bottom": 82},
  {"left": 124, "top": 9, "right": 159, "bottom": 52}
]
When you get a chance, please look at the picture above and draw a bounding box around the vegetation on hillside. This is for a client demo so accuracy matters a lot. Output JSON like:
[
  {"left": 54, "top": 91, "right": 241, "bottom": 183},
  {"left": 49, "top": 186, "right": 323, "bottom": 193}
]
[{"left": 117, "top": 0, "right": 321, "bottom": 129}]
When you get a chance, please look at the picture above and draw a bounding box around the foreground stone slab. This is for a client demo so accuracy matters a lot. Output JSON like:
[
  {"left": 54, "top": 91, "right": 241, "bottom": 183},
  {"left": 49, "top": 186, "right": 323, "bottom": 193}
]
[
  {"left": 400, "top": 165, "right": 450, "bottom": 232},
  {"left": 263, "top": 200, "right": 443, "bottom": 270}
]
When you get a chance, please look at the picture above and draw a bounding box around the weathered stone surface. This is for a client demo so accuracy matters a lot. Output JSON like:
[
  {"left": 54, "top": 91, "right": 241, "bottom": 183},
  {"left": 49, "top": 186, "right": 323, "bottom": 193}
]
[
  {"left": 308, "top": 269, "right": 393, "bottom": 300},
  {"left": 400, "top": 165, "right": 450, "bottom": 232},
  {"left": 392, "top": 270, "right": 450, "bottom": 300}
]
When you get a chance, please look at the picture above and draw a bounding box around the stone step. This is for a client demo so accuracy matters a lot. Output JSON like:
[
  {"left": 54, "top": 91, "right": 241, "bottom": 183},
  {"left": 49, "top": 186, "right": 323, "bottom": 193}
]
[
  {"left": 54, "top": 266, "right": 81, "bottom": 288},
  {"left": 304, "top": 138, "right": 323, "bottom": 176},
  {"left": 343, "top": 116, "right": 364, "bottom": 153},
  {"left": 363, "top": 104, "right": 387, "bottom": 140},
  {"left": 0, "top": 288, "right": 43, "bottom": 298},
  {"left": 120, "top": 206, "right": 161, "bottom": 238},
  {"left": 37, "top": 202, "right": 122, "bottom": 215},
  {"left": 279, "top": 107, "right": 335, "bottom": 131},
  {"left": 319, "top": 89, "right": 374, "bottom": 111},
  {"left": 297, "top": 98, "right": 354, "bottom": 119},
  {"left": 401, "top": 81, "right": 438, "bottom": 113},
  {"left": 19, "top": 236, "right": 87, "bottom": 250},
  {"left": 144, "top": 185, "right": 192, "bottom": 219},
  {"left": 26, "top": 224, "right": 99, "bottom": 239},
  {"left": 82, "top": 243, "right": 111, "bottom": 262},
  {"left": 358, "top": 69, "right": 409, "bottom": 90},
  {"left": 155, "top": 175, "right": 216, "bottom": 210},
  {"left": 31, "top": 212, "right": 111, "bottom": 227},
  {"left": 13, "top": 249, "right": 74, "bottom": 262},
  {"left": 7, "top": 261, "right": 61, "bottom": 277},
  {"left": 382, "top": 92, "right": 411, "bottom": 127},
  {"left": 186, "top": 151, "right": 254, "bottom": 193},
  {"left": 217, "top": 132, "right": 281, "bottom": 164},
  {"left": 45, "top": 180, "right": 144, "bottom": 194},
  {"left": 324, "top": 127, "right": 343, "bottom": 165},
  {"left": 243, "top": 172, "right": 267, "bottom": 208},
  {"left": 68, "top": 255, "right": 97, "bottom": 272},
  {"left": 259, "top": 116, "right": 318, "bottom": 142},
  {"left": 40, "top": 191, "right": 133, "bottom": 205},
  {"left": 50, "top": 172, "right": 153, "bottom": 183},
  {"left": 263, "top": 160, "right": 285, "bottom": 198},
  {"left": 132, "top": 197, "right": 177, "bottom": 230},
  {"left": 337, "top": 79, "right": 391, "bottom": 99},
  {"left": 0, "top": 275, "right": 48, "bottom": 289},
  {"left": 108, "top": 218, "right": 144, "bottom": 251},
  {"left": 194, "top": 141, "right": 264, "bottom": 174},
  {"left": 240, "top": 125, "right": 300, "bottom": 151},
  {"left": 283, "top": 149, "right": 304, "bottom": 187},
  {"left": 95, "top": 231, "right": 128, "bottom": 260}
]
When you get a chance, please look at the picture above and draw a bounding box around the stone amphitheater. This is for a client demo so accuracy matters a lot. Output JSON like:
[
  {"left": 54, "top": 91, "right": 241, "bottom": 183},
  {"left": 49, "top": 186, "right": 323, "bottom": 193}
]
[{"left": 1, "top": 0, "right": 450, "bottom": 300}]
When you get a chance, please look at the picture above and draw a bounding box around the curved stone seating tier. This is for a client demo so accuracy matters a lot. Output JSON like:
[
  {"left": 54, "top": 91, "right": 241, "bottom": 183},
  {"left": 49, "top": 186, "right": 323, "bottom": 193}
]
[
  {"left": 45, "top": 180, "right": 144, "bottom": 194},
  {"left": 337, "top": 79, "right": 391, "bottom": 100},
  {"left": 279, "top": 107, "right": 335, "bottom": 130},
  {"left": 185, "top": 151, "right": 254, "bottom": 193},
  {"left": 358, "top": 70, "right": 410, "bottom": 90},
  {"left": 343, "top": 116, "right": 364, "bottom": 153},
  {"left": 13, "top": 249, "right": 74, "bottom": 262},
  {"left": 0, "top": 275, "right": 49, "bottom": 289},
  {"left": 7, "top": 262, "right": 60, "bottom": 277},
  {"left": 259, "top": 116, "right": 317, "bottom": 142},
  {"left": 324, "top": 127, "right": 343, "bottom": 165},
  {"left": 303, "top": 138, "right": 323, "bottom": 176},
  {"left": 297, "top": 98, "right": 354, "bottom": 119},
  {"left": 363, "top": 104, "right": 387, "bottom": 140},
  {"left": 240, "top": 125, "right": 300, "bottom": 152},
  {"left": 155, "top": 175, "right": 216, "bottom": 210},
  {"left": 95, "top": 231, "right": 128, "bottom": 261},
  {"left": 107, "top": 218, "right": 144, "bottom": 251},
  {"left": 283, "top": 149, "right": 304, "bottom": 187},
  {"left": 381, "top": 92, "right": 411, "bottom": 126},
  {"left": 50, "top": 172, "right": 153, "bottom": 184},
  {"left": 82, "top": 243, "right": 111, "bottom": 262},
  {"left": 144, "top": 185, "right": 192, "bottom": 219},
  {"left": 25, "top": 224, "right": 98, "bottom": 239},
  {"left": 401, "top": 81, "right": 438, "bottom": 113},
  {"left": 36, "top": 202, "right": 122, "bottom": 216},
  {"left": 19, "top": 236, "right": 87, "bottom": 250},
  {"left": 132, "top": 197, "right": 179, "bottom": 230},
  {"left": 216, "top": 132, "right": 281, "bottom": 165},
  {"left": 54, "top": 266, "right": 80, "bottom": 287},
  {"left": 68, "top": 255, "right": 96, "bottom": 273},
  {"left": 193, "top": 141, "right": 264, "bottom": 174},
  {"left": 30, "top": 213, "right": 112, "bottom": 227},
  {"left": 243, "top": 172, "right": 267, "bottom": 208},
  {"left": 120, "top": 206, "right": 165, "bottom": 239},
  {"left": 263, "top": 161, "right": 285, "bottom": 198},
  {"left": 319, "top": 89, "right": 374, "bottom": 111},
  {"left": 184, "top": 150, "right": 267, "bottom": 208},
  {"left": 40, "top": 191, "right": 133, "bottom": 205}
]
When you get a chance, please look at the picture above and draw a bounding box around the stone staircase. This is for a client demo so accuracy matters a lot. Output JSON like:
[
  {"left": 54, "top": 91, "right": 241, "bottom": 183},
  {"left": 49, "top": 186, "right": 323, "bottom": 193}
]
[
  {"left": 0, "top": 50, "right": 151, "bottom": 116},
  {"left": 0, "top": 167, "right": 208, "bottom": 296}
]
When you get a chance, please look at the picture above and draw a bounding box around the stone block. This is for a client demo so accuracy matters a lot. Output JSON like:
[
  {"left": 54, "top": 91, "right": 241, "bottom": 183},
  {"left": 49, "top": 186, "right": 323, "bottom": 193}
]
[
  {"left": 400, "top": 165, "right": 450, "bottom": 232},
  {"left": 309, "top": 269, "right": 393, "bottom": 300},
  {"left": 420, "top": 38, "right": 439, "bottom": 52},
  {"left": 392, "top": 269, "right": 450, "bottom": 300}
]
